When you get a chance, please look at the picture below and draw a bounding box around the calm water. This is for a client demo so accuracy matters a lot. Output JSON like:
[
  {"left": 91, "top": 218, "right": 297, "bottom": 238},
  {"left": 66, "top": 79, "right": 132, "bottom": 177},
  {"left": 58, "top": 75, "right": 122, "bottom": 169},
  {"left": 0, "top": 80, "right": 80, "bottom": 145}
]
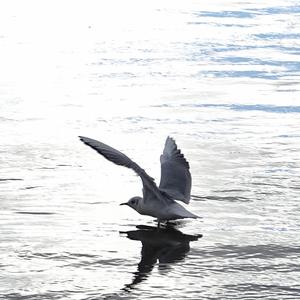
[{"left": 1, "top": 0, "right": 300, "bottom": 299}]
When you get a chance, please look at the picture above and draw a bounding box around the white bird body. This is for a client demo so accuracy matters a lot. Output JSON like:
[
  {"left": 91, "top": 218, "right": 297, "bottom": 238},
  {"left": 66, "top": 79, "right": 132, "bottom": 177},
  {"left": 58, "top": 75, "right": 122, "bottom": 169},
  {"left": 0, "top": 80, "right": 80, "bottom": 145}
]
[
  {"left": 79, "top": 136, "right": 199, "bottom": 225},
  {"left": 137, "top": 197, "right": 198, "bottom": 221}
]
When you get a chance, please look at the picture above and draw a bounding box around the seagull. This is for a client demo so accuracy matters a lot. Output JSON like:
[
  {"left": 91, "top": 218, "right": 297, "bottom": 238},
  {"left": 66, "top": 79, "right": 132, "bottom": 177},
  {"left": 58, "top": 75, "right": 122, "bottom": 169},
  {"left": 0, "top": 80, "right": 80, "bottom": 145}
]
[{"left": 79, "top": 136, "right": 199, "bottom": 226}]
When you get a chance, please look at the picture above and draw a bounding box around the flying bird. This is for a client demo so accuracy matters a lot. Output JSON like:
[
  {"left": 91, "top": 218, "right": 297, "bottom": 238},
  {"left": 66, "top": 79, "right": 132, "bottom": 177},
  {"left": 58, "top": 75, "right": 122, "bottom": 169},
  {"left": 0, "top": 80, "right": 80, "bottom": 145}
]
[{"left": 79, "top": 136, "right": 198, "bottom": 226}]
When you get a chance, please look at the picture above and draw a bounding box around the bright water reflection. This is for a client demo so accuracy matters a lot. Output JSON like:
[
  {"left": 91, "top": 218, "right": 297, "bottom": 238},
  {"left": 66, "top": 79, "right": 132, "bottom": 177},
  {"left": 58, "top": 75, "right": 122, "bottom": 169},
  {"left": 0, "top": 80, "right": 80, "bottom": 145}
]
[{"left": 0, "top": 0, "right": 300, "bottom": 299}]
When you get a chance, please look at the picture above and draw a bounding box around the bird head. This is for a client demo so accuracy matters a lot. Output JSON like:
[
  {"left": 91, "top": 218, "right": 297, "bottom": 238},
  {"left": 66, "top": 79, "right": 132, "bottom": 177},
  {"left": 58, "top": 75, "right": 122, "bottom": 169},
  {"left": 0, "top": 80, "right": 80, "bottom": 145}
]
[{"left": 120, "top": 196, "right": 142, "bottom": 211}]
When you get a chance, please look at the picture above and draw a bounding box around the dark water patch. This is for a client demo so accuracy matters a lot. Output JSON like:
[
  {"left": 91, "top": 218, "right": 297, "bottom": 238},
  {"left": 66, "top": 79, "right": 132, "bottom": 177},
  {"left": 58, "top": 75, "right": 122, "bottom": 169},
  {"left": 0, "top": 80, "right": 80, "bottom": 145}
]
[
  {"left": 120, "top": 225, "right": 201, "bottom": 292},
  {"left": 250, "top": 5, "right": 300, "bottom": 15},
  {"left": 194, "top": 6, "right": 300, "bottom": 20},
  {"left": 214, "top": 189, "right": 249, "bottom": 193},
  {"left": 254, "top": 32, "right": 300, "bottom": 40},
  {"left": 221, "top": 262, "right": 300, "bottom": 273},
  {"left": 186, "top": 42, "right": 300, "bottom": 61},
  {"left": 275, "top": 44, "right": 300, "bottom": 54},
  {"left": 256, "top": 191, "right": 283, "bottom": 196},
  {"left": 214, "top": 56, "right": 253, "bottom": 64},
  {"left": 15, "top": 211, "right": 56, "bottom": 215},
  {"left": 0, "top": 178, "right": 23, "bottom": 181},
  {"left": 69, "top": 258, "right": 126, "bottom": 269},
  {"left": 201, "top": 70, "right": 280, "bottom": 80},
  {"left": 212, "top": 56, "right": 300, "bottom": 71},
  {"left": 182, "top": 103, "right": 300, "bottom": 114},
  {"left": 251, "top": 182, "right": 286, "bottom": 188},
  {"left": 222, "top": 283, "right": 300, "bottom": 298},
  {"left": 195, "top": 10, "right": 255, "bottom": 19},
  {"left": 98, "top": 292, "right": 129, "bottom": 300},
  {"left": 191, "top": 195, "right": 250, "bottom": 202},
  {"left": 189, "top": 261, "right": 300, "bottom": 276},
  {"left": 192, "top": 244, "right": 300, "bottom": 260},
  {"left": 66, "top": 252, "right": 99, "bottom": 259},
  {"left": 0, "top": 293, "right": 62, "bottom": 300},
  {"left": 191, "top": 195, "right": 206, "bottom": 201},
  {"left": 277, "top": 88, "right": 299, "bottom": 92},
  {"left": 21, "top": 186, "right": 41, "bottom": 190},
  {"left": 75, "top": 201, "right": 109, "bottom": 205}
]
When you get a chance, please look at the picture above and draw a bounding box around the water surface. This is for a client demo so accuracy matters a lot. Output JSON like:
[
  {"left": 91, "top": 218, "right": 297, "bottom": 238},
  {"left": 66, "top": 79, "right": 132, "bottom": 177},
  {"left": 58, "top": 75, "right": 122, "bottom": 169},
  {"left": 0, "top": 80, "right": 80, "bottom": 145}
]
[{"left": 0, "top": 0, "right": 300, "bottom": 299}]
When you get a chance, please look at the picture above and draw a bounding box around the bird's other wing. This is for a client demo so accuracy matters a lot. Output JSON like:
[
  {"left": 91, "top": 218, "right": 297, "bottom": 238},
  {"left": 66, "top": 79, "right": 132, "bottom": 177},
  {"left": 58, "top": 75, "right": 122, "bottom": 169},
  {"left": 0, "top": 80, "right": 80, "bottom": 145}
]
[
  {"left": 159, "top": 137, "right": 191, "bottom": 204},
  {"left": 79, "top": 136, "right": 162, "bottom": 201}
]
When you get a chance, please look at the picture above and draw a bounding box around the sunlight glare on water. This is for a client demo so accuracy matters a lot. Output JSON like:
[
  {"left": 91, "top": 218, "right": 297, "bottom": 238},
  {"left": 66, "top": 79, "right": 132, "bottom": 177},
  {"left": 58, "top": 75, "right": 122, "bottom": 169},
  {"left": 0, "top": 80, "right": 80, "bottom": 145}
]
[{"left": 0, "top": 0, "right": 300, "bottom": 299}]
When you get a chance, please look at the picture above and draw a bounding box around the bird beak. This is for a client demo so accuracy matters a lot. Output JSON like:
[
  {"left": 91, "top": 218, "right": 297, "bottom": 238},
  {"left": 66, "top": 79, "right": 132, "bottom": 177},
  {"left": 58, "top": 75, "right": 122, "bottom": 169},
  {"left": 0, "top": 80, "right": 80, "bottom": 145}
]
[{"left": 120, "top": 202, "right": 128, "bottom": 206}]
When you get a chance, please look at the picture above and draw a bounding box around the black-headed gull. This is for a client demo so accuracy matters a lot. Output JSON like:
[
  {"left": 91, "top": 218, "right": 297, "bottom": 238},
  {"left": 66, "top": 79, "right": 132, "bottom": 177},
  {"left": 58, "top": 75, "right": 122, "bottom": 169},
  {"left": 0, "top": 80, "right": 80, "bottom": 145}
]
[{"left": 79, "top": 136, "right": 198, "bottom": 226}]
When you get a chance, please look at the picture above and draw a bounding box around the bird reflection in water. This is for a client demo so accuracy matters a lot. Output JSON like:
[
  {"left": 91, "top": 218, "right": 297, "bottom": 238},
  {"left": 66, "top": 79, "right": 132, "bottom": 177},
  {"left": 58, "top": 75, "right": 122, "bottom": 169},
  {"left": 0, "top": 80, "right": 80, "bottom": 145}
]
[{"left": 120, "top": 224, "right": 202, "bottom": 291}]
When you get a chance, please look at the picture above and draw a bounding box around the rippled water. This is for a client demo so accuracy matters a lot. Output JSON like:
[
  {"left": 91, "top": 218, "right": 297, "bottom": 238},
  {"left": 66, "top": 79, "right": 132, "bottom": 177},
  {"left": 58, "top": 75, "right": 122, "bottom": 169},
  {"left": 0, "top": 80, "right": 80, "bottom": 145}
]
[{"left": 1, "top": 0, "right": 300, "bottom": 299}]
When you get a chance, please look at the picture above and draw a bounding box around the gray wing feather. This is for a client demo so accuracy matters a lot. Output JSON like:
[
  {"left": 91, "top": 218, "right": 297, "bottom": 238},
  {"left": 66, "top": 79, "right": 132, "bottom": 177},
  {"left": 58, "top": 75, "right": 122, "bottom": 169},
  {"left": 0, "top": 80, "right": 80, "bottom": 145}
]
[
  {"left": 159, "top": 137, "right": 191, "bottom": 204},
  {"left": 79, "top": 136, "right": 162, "bottom": 201}
]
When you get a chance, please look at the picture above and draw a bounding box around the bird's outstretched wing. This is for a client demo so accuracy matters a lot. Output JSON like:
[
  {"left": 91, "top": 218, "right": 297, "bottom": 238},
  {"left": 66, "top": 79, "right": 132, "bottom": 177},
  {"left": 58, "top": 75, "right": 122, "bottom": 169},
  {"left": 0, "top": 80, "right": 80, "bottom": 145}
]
[
  {"left": 79, "top": 136, "right": 162, "bottom": 201},
  {"left": 159, "top": 137, "right": 191, "bottom": 204}
]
